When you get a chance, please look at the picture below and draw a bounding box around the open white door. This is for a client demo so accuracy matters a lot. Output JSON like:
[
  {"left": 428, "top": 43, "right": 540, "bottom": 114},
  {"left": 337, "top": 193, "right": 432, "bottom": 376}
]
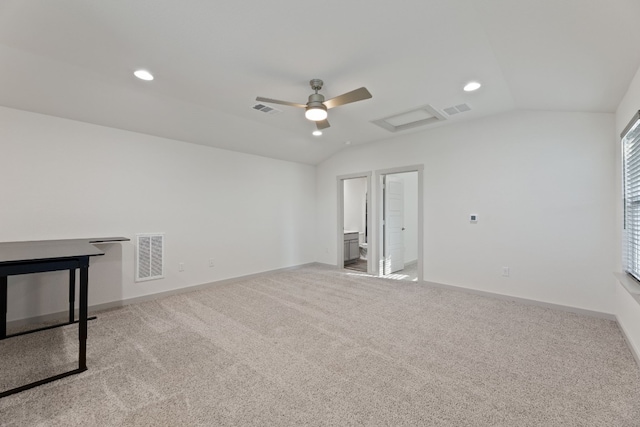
[{"left": 383, "top": 175, "right": 404, "bottom": 274}]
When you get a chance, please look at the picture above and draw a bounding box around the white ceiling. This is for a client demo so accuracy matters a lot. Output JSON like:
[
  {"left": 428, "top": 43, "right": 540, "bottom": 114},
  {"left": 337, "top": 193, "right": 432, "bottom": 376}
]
[{"left": 1, "top": 0, "right": 639, "bottom": 165}]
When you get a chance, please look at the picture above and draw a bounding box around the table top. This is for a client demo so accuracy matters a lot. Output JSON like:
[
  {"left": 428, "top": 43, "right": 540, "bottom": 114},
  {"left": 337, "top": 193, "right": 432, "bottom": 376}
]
[{"left": 0, "top": 237, "right": 129, "bottom": 264}]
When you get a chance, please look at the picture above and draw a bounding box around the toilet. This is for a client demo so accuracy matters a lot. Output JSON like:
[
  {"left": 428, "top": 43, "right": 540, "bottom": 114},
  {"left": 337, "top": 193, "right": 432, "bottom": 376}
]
[{"left": 359, "top": 242, "right": 367, "bottom": 259}]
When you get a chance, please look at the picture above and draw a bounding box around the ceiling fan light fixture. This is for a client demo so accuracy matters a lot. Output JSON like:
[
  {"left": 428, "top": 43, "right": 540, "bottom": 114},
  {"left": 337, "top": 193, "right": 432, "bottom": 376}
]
[
  {"left": 305, "top": 105, "right": 328, "bottom": 121},
  {"left": 256, "top": 79, "right": 371, "bottom": 130}
]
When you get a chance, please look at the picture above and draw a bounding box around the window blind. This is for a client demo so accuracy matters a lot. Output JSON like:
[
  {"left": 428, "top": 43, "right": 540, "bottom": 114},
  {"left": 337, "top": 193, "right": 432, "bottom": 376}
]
[{"left": 623, "top": 111, "right": 640, "bottom": 281}]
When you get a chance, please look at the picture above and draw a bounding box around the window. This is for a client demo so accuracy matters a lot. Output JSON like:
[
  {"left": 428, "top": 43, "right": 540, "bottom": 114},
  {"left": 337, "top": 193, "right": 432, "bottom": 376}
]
[{"left": 623, "top": 110, "right": 640, "bottom": 280}]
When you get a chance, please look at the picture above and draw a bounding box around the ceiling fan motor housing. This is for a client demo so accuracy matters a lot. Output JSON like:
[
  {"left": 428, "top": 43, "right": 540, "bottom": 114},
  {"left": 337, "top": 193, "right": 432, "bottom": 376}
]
[
  {"left": 307, "top": 95, "right": 326, "bottom": 111},
  {"left": 310, "top": 79, "right": 324, "bottom": 91},
  {"left": 305, "top": 93, "right": 327, "bottom": 121},
  {"left": 307, "top": 93, "right": 325, "bottom": 106}
]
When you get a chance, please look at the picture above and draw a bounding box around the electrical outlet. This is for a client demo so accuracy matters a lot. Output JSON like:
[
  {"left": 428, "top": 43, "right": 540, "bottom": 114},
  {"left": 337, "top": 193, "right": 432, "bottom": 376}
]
[
  {"left": 179, "top": 262, "right": 184, "bottom": 272},
  {"left": 208, "top": 258, "right": 214, "bottom": 267},
  {"left": 502, "top": 267, "right": 509, "bottom": 277}
]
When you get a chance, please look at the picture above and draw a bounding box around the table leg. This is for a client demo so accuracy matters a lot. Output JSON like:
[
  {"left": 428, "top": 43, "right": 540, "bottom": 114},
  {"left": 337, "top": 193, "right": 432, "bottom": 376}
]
[
  {"left": 1, "top": 276, "right": 6, "bottom": 339},
  {"left": 69, "top": 269, "right": 76, "bottom": 323},
  {"left": 79, "top": 265, "right": 88, "bottom": 371}
]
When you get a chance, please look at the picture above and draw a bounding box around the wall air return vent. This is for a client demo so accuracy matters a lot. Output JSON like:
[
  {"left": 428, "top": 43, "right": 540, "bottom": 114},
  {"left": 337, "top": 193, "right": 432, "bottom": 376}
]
[
  {"left": 136, "top": 233, "right": 164, "bottom": 282},
  {"left": 252, "top": 103, "right": 283, "bottom": 115},
  {"left": 371, "top": 104, "right": 447, "bottom": 132}
]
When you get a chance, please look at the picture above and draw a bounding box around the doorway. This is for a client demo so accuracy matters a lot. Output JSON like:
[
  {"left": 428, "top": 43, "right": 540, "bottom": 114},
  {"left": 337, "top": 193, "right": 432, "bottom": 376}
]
[
  {"left": 376, "top": 166, "right": 423, "bottom": 282},
  {"left": 337, "top": 172, "right": 372, "bottom": 274}
]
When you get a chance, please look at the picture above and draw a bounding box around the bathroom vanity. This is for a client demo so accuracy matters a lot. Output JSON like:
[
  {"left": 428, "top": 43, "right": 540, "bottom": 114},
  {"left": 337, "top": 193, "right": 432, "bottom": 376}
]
[{"left": 344, "top": 232, "right": 360, "bottom": 264}]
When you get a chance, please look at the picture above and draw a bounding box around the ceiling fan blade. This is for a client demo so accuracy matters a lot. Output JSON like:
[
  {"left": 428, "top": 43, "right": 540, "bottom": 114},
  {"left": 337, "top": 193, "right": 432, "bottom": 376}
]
[
  {"left": 316, "top": 119, "right": 330, "bottom": 130},
  {"left": 255, "top": 97, "right": 306, "bottom": 109},
  {"left": 323, "top": 87, "right": 372, "bottom": 109}
]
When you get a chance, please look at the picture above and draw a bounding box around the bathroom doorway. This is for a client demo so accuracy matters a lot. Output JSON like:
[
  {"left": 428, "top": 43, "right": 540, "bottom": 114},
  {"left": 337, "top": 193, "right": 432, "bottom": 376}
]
[{"left": 337, "top": 172, "right": 372, "bottom": 274}]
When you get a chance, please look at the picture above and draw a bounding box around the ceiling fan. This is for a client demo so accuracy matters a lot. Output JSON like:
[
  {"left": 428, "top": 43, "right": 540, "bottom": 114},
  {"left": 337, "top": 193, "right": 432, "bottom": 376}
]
[{"left": 256, "top": 79, "right": 372, "bottom": 130}]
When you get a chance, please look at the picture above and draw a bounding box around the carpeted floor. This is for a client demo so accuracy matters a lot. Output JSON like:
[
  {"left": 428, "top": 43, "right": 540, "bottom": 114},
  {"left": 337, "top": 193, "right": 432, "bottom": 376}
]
[
  {"left": 1, "top": 265, "right": 639, "bottom": 426},
  {"left": 345, "top": 259, "right": 418, "bottom": 282}
]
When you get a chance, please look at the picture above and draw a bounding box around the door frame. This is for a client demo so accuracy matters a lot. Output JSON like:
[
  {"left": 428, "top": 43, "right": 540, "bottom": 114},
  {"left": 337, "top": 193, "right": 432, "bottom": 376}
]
[
  {"left": 374, "top": 165, "right": 424, "bottom": 281},
  {"left": 337, "top": 172, "right": 373, "bottom": 274}
]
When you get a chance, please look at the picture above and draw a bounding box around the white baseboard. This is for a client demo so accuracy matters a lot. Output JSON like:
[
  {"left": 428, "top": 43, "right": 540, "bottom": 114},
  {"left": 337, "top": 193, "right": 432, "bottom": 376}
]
[
  {"left": 324, "top": 262, "right": 615, "bottom": 321},
  {"left": 7, "top": 262, "right": 319, "bottom": 330},
  {"left": 11, "top": 262, "right": 636, "bottom": 369},
  {"left": 420, "top": 280, "right": 616, "bottom": 321},
  {"left": 420, "top": 281, "right": 640, "bottom": 367},
  {"left": 616, "top": 315, "right": 640, "bottom": 369}
]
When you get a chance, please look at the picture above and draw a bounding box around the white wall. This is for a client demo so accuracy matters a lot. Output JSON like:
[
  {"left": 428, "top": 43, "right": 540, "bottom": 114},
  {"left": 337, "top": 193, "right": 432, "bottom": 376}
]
[
  {"left": 343, "top": 177, "right": 367, "bottom": 237},
  {"left": 614, "top": 64, "right": 640, "bottom": 359},
  {"left": 317, "top": 110, "right": 616, "bottom": 313},
  {"left": 1, "top": 106, "right": 316, "bottom": 322}
]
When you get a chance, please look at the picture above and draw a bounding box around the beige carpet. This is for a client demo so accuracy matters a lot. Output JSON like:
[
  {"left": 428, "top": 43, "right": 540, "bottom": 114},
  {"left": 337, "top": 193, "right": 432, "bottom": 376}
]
[
  {"left": 345, "top": 260, "right": 418, "bottom": 281},
  {"left": 1, "top": 265, "right": 639, "bottom": 426}
]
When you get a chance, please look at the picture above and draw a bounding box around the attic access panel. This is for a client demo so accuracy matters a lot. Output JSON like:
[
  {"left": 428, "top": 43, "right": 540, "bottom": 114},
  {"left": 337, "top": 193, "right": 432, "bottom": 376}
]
[{"left": 372, "top": 104, "right": 447, "bottom": 132}]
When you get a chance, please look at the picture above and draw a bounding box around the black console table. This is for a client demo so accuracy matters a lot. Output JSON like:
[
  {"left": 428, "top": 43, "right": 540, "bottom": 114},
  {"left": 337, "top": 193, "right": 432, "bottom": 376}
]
[{"left": 0, "top": 237, "right": 128, "bottom": 398}]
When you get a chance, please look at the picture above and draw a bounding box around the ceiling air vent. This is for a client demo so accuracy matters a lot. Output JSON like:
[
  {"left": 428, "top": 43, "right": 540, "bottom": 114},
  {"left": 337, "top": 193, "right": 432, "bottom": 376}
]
[
  {"left": 136, "top": 233, "right": 164, "bottom": 282},
  {"left": 443, "top": 103, "right": 472, "bottom": 116},
  {"left": 371, "top": 104, "right": 446, "bottom": 132},
  {"left": 252, "top": 103, "right": 282, "bottom": 115}
]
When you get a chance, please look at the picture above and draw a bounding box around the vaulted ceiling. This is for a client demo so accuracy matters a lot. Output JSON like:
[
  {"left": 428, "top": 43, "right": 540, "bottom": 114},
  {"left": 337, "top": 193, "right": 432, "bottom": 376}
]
[{"left": 1, "top": 0, "right": 639, "bottom": 164}]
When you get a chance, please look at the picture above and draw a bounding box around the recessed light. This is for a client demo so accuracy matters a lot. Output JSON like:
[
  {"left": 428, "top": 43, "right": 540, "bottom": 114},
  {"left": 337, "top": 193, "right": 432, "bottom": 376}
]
[
  {"left": 463, "top": 81, "right": 481, "bottom": 92},
  {"left": 134, "top": 70, "right": 154, "bottom": 81},
  {"left": 312, "top": 130, "right": 322, "bottom": 136}
]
